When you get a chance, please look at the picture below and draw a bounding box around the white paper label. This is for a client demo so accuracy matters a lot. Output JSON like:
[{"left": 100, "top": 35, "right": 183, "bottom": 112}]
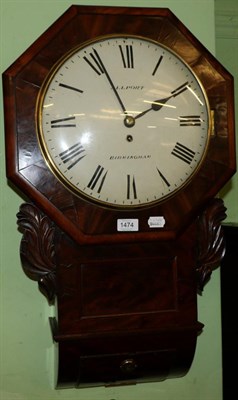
[
  {"left": 148, "top": 216, "right": 166, "bottom": 228},
  {"left": 117, "top": 219, "right": 139, "bottom": 232}
]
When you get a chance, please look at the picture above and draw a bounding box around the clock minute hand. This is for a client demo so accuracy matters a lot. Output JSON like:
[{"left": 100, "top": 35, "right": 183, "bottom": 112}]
[{"left": 92, "top": 48, "right": 127, "bottom": 114}]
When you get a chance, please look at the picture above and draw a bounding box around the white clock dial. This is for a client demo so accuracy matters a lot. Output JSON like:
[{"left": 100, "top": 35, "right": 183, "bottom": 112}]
[{"left": 37, "top": 35, "right": 210, "bottom": 209}]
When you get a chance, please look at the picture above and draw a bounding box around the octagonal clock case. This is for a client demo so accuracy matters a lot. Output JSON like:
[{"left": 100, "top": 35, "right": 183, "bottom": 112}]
[{"left": 3, "top": 5, "right": 236, "bottom": 388}]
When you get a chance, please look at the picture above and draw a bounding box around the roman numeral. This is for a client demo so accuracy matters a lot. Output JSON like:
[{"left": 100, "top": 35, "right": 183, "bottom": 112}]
[
  {"left": 87, "top": 165, "right": 108, "bottom": 193},
  {"left": 152, "top": 55, "right": 163, "bottom": 76},
  {"left": 119, "top": 45, "right": 134, "bottom": 68},
  {"left": 83, "top": 50, "right": 105, "bottom": 75},
  {"left": 51, "top": 116, "right": 76, "bottom": 128},
  {"left": 179, "top": 115, "right": 202, "bottom": 126},
  {"left": 157, "top": 168, "right": 170, "bottom": 187},
  {"left": 59, "top": 83, "right": 83, "bottom": 93},
  {"left": 171, "top": 142, "right": 196, "bottom": 164},
  {"left": 59, "top": 142, "right": 86, "bottom": 170},
  {"left": 127, "top": 175, "right": 137, "bottom": 199},
  {"left": 171, "top": 82, "right": 188, "bottom": 97}
]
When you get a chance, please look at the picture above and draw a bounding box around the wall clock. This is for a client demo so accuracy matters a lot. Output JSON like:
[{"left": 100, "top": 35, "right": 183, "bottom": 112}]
[{"left": 3, "top": 5, "right": 236, "bottom": 388}]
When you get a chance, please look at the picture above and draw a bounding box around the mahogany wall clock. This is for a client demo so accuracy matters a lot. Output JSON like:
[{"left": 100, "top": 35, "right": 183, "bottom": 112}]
[{"left": 3, "top": 5, "right": 236, "bottom": 388}]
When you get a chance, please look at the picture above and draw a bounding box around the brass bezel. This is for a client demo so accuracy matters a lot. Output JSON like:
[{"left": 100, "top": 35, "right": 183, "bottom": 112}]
[{"left": 36, "top": 34, "right": 211, "bottom": 210}]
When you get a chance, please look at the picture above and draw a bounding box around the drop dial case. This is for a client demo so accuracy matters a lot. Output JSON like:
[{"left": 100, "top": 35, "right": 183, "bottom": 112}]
[{"left": 3, "top": 5, "right": 235, "bottom": 388}]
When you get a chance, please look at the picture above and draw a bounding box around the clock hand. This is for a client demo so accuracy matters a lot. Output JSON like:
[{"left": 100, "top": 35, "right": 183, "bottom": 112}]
[
  {"left": 92, "top": 48, "right": 127, "bottom": 114},
  {"left": 134, "top": 96, "right": 173, "bottom": 120},
  {"left": 134, "top": 82, "right": 189, "bottom": 120}
]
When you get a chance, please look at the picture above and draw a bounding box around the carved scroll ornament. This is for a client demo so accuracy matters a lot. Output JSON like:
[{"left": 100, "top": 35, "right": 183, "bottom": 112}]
[
  {"left": 196, "top": 198, "right": 227, "bottom": 291},
  {"left": 17, "top": 203, "right": 56, "bottom": 303}
]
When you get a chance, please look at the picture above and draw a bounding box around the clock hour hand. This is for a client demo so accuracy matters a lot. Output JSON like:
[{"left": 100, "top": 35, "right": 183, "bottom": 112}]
[
  {"left": 134, "top": 96, "right": 173, "bottom": 120},
  {"left": 135, "top": 82, "right": 188, "bottom": 120},
  {"left": 92, "top": 48, "right": 127, "bottom": 115}
]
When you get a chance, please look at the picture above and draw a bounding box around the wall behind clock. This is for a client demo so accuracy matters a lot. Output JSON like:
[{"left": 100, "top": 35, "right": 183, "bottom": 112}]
[
  {"left": 216, "top": 0, "right": 238, "bottom": 221},
  {"left": 0, "top": 1, "right": 236, "bottom": 400}
]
